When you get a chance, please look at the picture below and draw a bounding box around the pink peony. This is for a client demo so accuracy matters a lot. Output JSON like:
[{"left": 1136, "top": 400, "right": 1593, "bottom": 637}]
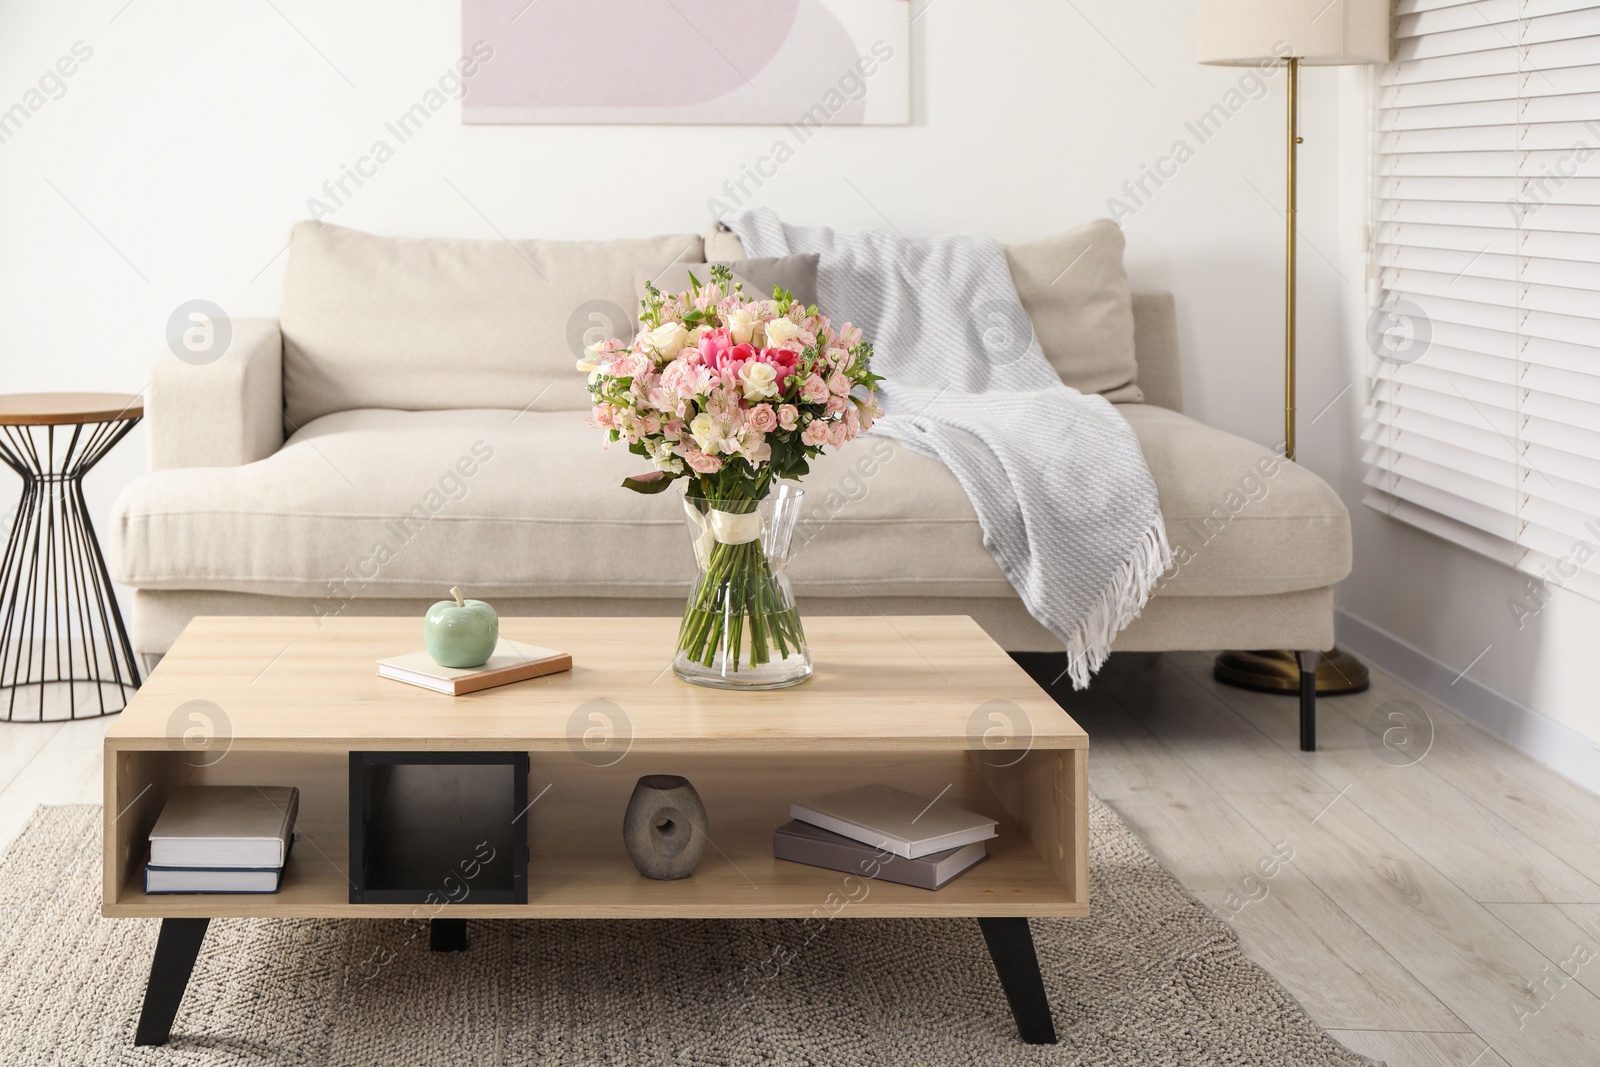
[
  {"left": 800, "top": 420, "right": 830, "bottom": 447},
  {"left": 683, "top": 447, "right": 723, "bottom": 474},
  {"left": 777, "top": 404, "right": 799, "bottom": 431},
  {"left": 747, "top": 403, "right": 778, "bottom": 433},
  {"left": 800, "top": 374, "right": 830, "bottom": 404}
]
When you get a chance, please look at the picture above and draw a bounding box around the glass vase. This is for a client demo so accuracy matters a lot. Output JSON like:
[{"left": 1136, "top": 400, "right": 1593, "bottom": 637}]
[{"left": 673, "top": 484, "right": 811, "bottom": 689}]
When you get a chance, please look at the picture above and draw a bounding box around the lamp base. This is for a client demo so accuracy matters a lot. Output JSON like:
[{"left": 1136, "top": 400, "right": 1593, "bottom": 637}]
[{"left": 1213, "top": 648, "right": 1369, "bottom": 696}]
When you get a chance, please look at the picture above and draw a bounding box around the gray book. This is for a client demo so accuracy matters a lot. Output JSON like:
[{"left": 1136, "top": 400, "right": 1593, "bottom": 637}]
[
  {"left": 773, "top": 820, "right": 988, "bottom": 890},
  {"left": 148, "top": 786, "right": 298, "bottom": 868},
  {"left": 789, "top": 783, "right": 998, "bottom": 859}
]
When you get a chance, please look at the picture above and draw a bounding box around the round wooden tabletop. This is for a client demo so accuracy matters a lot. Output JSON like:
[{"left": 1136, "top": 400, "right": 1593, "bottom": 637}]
[{"left": 0, "top": 392, "right": 144, "bottom": 426}]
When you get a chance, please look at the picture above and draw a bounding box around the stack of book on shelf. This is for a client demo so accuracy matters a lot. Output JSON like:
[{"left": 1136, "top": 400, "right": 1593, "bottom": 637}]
[
  {"left": 773, "top": 783, "right": 997, "bottom": 890},
  {"left": 144, "top": 786, "right": 299, "bottom": 894}
]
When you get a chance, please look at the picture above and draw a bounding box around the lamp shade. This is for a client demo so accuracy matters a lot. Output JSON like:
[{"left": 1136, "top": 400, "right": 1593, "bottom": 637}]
[{"left": 1197, "top": 0, "right": 1391, "bottom": 66}]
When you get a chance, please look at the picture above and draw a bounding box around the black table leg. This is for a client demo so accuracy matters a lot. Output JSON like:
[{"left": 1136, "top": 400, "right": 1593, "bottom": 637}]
[
  {"left": 134, "top": 917, "right": 209, "bottom": 1046},
  {"left": 430, "top": 917, "right": 467, "bottom": 952},
  {"left": 978, "top": 917, "right": 1057, "bottom": 1044}
]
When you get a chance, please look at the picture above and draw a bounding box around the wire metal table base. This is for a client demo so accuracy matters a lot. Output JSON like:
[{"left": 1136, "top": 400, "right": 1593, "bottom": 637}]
[{"left": 0, "top": 416, "right": 143, "bottom": 721}]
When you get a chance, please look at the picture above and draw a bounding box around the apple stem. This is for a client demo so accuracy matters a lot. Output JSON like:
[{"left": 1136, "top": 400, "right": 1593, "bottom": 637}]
[{"left": 450, "top": 585, "right": 464, "bottom": 608}]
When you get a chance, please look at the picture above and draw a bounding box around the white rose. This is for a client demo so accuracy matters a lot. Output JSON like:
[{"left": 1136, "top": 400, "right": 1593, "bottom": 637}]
[
  {"left": 688, "top": 324, "right": 713, "bottom": 344},
  {"left": 575, "top": 340, "right": 606, "bottom": 373},
  {"left": 738, "top": 360, "right": 779, "bottom": 401},
  {"left": 765, "top": 317, "right": 802, "bottom": 348},
  {"left": 725, "top": 307, "right": 760, "bottom": 345},
  {"left": 689, "top": 412, "right": 720, "bottom": 453},
  {"left": 644, "top": 322, "right": 689, "bottom": 360}
]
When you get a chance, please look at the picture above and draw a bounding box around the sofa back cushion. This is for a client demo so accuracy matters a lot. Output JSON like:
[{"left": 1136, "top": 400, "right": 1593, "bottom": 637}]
[
  {"left": 1004, "top": 219, "right": 1142, "bottom": 403},
  {"left": 279, "top": 222, "right": 702, "bottom": 426}
]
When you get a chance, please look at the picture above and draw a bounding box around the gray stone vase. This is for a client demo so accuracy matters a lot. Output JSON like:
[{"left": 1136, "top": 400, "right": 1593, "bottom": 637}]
[{"left": 622, "top": 774, "right": 708, "bottom": 880}]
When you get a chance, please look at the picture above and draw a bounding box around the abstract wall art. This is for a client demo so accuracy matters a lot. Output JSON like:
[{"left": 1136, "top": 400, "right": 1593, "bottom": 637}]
[{"left": 461, "top": 0, "right": 910, "bottom": 125}]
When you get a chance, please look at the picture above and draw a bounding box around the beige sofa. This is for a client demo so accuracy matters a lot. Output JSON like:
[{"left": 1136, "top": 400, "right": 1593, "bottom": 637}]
[{"left": 110, "top": 221, "right": 1351, "bottom": 746}]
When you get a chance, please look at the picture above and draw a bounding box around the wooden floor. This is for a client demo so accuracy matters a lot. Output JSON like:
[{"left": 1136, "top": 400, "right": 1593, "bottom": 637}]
[{"left": 4, "top": 652, "right": 1598, "bottom": 1066}]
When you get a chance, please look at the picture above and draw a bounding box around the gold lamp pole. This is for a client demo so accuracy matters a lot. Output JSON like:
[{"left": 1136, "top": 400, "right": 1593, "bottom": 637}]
[{"left": 1197, "top": 3, "right": 1390, "bottom": 699}]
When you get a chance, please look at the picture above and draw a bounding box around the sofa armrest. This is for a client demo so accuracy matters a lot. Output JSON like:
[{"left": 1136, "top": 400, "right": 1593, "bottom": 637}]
[{"left": 147, "top": 317, "right": 285, "bottom": 471}]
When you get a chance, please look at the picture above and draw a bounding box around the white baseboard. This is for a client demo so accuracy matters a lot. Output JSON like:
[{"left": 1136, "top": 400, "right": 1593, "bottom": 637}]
[{"left": 1336, "top": 609, "right": 1600, "bottom": 796}]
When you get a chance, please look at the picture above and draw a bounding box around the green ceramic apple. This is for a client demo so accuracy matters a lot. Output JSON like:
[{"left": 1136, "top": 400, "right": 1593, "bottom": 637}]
[{"left": 424, "top": 586, "right": 499, "bottom": 668}]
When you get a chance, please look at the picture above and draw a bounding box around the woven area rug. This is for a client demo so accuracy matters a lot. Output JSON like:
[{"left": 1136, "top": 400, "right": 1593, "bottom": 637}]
[{"left": 0, "top": 803, "right": 1375, "bottom": 1066}]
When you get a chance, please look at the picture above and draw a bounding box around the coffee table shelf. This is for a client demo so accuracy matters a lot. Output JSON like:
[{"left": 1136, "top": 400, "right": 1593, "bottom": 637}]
[
  {"left": 104, "top": 615, "right": 1087, "bottom": 1045},
  {"left": 106, "top": 748, "right": 1083, "bottom": 919}
]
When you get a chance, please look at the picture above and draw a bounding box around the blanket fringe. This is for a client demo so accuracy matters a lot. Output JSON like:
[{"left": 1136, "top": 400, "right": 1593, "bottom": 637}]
[{"left": 1061, "top": 517, "right": 1173, "bottom": 690}]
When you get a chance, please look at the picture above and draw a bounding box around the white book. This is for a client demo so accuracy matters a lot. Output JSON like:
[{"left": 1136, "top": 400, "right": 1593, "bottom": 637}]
[
  {"left": 789, "top": 783, "right": 998, "bottom": 860},
  {"left": 145, "top": 865, "right": 286, "bottom": 894},
  {"left": 377, "top": 639, "right": 571, "bottom": 696},
  {"left": 148, "top": 786, "right": 298, "bottom": 869}
]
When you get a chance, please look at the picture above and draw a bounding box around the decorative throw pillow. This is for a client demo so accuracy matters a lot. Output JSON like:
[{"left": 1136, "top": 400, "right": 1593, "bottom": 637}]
[
  {"left": 1004, "top": 220, "right": 1143, "bottom": 403},
  {"left": 641, "top": 254, "right": 820, "bottom": 309}
]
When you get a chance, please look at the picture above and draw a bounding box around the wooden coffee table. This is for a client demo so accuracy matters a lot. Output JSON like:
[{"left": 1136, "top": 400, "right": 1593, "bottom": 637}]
[{"left": 104, "top": 615, "right": 1088, "bottom": 1046}]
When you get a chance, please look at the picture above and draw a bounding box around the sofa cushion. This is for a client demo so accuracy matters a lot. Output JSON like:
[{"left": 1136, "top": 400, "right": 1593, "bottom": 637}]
[
  {"left": 110, "top": 407, "right": 1350, "bottom": 605},
  {"left": 279, "top": 222, "right": 703, "bottom": 427},
  {"left": 1120, "top": 404, "right": 1351, "bottom": 597},
  {"left": 109, "top": 408, "right": 1012, "bottom": 604},
  {"left": 1005, "top": 220, "right": 1143, "bottom": 404}
]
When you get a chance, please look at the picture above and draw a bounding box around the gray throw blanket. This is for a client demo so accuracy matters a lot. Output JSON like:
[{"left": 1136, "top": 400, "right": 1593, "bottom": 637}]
[{"left": 729, "top": 209, "right": 1169, "bottom": 687}]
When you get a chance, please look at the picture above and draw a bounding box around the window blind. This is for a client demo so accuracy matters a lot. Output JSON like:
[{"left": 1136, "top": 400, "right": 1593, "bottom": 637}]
[{"left": 1365, "top": 0, "right": 1600, "bottom": 609}]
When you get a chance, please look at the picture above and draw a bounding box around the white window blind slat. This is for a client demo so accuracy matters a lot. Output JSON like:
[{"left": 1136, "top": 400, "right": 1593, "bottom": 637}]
[{"left": 1384, "top": 38, "right": 1600, "bottom": 87}]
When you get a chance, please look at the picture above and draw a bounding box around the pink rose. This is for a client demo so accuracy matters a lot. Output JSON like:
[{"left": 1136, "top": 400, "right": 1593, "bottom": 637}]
[
  {"left": 748, "top": 404, "right": 778, "bottom": 433},
  {"left": 844, "top": 407, "right": 861, "bottom": 437},
  {"left": 683, "top": 447, "right": 723, "bottom": 474},
  {"left": 640, "top": 414, "right": 662, "bottom": 435},
  {"left": 827, "top": 370, "right": 849, "bottom": 396},
  {"left": 826, "top": 396, "right": 846, "bottom": 414},
  {"left": 800, "top": 374, "right": 830, "bottom": 404},
  {"left": 777, "top": 404, "right": 799, "bottom": 431},
  {"left": 827, "top": 420, "right": 848, "bottom": 447},
  {"left": 800, "top": 420, "right": 829, "bottom": 447}
]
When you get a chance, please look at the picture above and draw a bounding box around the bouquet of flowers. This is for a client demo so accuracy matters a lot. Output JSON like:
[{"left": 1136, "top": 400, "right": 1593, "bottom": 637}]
[{"left": 579, "top": 265, "right": 880, "bottom": 686}]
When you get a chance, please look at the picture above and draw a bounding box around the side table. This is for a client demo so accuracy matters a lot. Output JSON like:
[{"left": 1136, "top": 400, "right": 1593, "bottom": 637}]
[{"left": 0, "top": 392, "right": 144, "bottom": 721}]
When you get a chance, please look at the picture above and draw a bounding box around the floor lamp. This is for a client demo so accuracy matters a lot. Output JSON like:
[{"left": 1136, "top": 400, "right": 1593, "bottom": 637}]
[{"left": 1196, "top": 0, "right": 1390, "bottom": 696}]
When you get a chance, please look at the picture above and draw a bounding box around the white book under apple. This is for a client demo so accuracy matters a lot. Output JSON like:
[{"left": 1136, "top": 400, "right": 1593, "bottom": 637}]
[
  {"left": 789, "top": 783, "right": 998, "bottom": 860},
  {"left": 148, "top": 786, "right": 298, "bottom": 869},
  {"left": 377, "top": 639, "right": 572, "bottom": 696}
]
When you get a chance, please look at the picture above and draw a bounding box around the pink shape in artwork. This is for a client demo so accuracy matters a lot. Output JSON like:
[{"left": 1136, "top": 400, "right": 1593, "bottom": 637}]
[{"left": 466, "top": 0, "right": 802, "bottom": 108}]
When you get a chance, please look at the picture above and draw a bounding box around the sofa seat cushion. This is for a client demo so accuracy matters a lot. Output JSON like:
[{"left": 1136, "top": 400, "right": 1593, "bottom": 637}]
[
  {"left": 1119, "top": 404, "right": 1351, "bottom": 597},
  {"left": 109, "top": 409, "right": 1014, "bottom": 604},
  {"left": 109, "top": 406, "right": 1350, "bottom": 606}
]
